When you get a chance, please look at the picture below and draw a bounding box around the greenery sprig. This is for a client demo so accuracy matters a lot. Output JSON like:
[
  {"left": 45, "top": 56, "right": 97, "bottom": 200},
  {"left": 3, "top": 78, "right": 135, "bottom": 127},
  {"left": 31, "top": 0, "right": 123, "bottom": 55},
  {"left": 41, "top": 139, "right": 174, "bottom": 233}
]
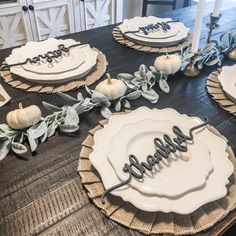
[
  {"left": 181, "top": 32, "right": 236, "bottom": 71},
  {"left": 115, "top": 64, "right": 170, "bottom": 111},
  {"left": 0, "top": 64, "right": 170, "bottom": 161}
]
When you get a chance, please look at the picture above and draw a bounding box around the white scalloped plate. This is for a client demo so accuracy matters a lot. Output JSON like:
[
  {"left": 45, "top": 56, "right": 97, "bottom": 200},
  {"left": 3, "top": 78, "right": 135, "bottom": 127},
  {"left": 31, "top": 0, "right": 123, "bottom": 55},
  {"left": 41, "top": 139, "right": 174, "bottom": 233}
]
[
  {"left": 89, "top": 107, "right": 234, "bottom": 214},
  {"left": 125, "top": 16, "right": 179, "bottom": 39},
  {"left": 119, "top": 16, "right": 190, "bottom": 46},
  {"left": 108, "top": 118, "right": 213, "bottom": 197},
  {"left": 5, "top": 38, "right": 98, "bottom": 84},
  {"left": 20, "top": 40, "right": 86, "bottom": 74},
  {"left": 218, "top": 65, "right": 236, "bottom": 102}
]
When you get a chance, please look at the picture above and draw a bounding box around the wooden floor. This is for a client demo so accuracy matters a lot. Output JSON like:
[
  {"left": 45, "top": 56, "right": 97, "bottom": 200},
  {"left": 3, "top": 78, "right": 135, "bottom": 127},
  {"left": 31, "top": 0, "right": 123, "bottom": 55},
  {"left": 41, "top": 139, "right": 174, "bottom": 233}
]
[{"left": 1, "top": 1, "right": 236, "bottom": 235}]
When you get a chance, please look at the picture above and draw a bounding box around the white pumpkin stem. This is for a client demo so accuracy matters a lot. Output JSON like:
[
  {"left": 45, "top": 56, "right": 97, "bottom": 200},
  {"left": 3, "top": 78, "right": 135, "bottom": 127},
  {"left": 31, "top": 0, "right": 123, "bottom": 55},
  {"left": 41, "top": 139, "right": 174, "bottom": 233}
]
[
  {"left": 19, "top": 103, "right": 23, "bottom": 109},
  {"left": 106, "top": 73, "right": 112, "bottom": 84}
]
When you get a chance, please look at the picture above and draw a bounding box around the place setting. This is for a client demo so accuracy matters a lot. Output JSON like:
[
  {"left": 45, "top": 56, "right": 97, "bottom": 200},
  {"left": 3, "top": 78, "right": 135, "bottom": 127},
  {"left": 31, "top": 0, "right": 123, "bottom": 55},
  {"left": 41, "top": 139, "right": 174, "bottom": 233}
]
[
  {"left": 206, "top": 64, "right": 236, "bottom": 116},
  {"left": 0, "top": 38, "right": 108, "bottom": 93},
  {"left": 113, "top": 15, "right": 192, "bottom": 53},
  {"left": 78, "top": 106, "right": 236, "bottom": 235}
]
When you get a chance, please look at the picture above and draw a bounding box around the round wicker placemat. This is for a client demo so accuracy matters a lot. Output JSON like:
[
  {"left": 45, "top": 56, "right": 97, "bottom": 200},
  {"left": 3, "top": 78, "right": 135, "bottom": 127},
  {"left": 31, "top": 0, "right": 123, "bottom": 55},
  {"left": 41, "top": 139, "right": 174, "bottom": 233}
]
[
  {"left": 78, "top": 115, "right": 236, "bottom": 235},
  {"left": 206, "top": 69, "right": 236, "bottom": 116},
  {"left": 0, "top": 48, "right": 107, "bottom": 94},
  {"left": 112, "top": 27, "right": 192, "bottom": 53}
]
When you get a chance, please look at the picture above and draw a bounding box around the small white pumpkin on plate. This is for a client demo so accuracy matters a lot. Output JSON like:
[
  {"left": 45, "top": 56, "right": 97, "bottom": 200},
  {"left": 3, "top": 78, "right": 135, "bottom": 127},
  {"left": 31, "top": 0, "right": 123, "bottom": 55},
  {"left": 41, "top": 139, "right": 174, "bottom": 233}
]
[
  {"left": 6, "top": 103, "right": 41, "bottom": 130},
  {"left": 95, "top": 73, "right": 127, "bottom": 100},
  {"left": 154, "top": 53, "right": 182, "bottom": 75}
]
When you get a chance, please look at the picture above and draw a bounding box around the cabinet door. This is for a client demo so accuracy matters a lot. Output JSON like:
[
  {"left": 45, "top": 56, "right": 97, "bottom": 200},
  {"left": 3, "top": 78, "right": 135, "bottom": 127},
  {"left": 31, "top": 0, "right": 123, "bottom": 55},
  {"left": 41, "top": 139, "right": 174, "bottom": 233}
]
[
  {"left": 0, "top": 0, "right": 33, "bottom": 49},
  {"left": 27, "top": 0, "right": 75, "bottom": 41},
  {"left": 80, "top": 0, "right": 123, "bottom": 30}
]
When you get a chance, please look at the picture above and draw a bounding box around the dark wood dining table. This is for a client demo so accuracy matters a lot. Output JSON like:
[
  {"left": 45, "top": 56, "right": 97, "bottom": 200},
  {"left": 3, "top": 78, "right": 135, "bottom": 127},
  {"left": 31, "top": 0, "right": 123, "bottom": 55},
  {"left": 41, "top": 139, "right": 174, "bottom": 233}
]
[{"left": 1, "top": 1, "right": 236, "bottom": 235}]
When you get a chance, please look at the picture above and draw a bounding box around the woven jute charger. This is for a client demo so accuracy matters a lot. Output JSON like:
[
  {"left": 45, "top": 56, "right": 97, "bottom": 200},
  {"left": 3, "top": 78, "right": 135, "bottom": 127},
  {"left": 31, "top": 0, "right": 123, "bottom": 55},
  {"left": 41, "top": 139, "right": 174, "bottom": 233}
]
[
  {"left": 112, "top": 26, "right": 192, "bottom": 53},
  {"left": 78, "top": 113, "right": 236, "bottom": 236},
  {"left": 0, "top": 48, "right": 107, "bottom": 94},
  {"left": 206, "top": 69, "right": 236, "bottom": 116}
]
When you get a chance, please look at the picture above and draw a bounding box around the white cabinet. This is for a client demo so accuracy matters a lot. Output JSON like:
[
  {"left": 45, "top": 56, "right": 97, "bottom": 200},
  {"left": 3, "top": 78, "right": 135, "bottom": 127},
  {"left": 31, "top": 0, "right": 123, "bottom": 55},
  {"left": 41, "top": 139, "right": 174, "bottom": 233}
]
[
  {"left": 73, "top": 0, "right": 123, "bottom": 31},
  {"left": 0, "top": 0, "right": 33, "bottom": 48},
  {"left": 27, "top": 0, "right": 75, "bottom": 41},
  {"left": 0, "top": 0, "right": 123, "bottom": 49}
]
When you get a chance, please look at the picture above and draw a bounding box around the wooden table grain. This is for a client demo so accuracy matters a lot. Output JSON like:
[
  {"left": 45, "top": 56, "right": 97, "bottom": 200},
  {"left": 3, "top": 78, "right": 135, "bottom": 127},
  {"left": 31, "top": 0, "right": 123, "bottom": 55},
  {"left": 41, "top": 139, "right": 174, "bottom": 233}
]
[{"left": 1, "top": 2, "right": 236, "bottom": 235}]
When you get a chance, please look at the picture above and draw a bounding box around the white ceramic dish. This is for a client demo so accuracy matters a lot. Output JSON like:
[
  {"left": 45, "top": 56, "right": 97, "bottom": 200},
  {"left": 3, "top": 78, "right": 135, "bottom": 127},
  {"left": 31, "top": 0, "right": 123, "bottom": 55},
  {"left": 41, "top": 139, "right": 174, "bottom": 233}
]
[
  {"left": 20, "top": 40, "right": 86, "bottom": 74},
  {"left": 218, "top": 65, "right": 236, "bottom": 102},
  {"left": 108, "top": 118, "right": 213, "bottom": 197},
  {"left": 89, "top": 107, "right": 234, "bottom": 214},
  {"left": 119, "top": 16, "right": 190, "bottom": 47},
  {"left": 125, "top": 16, "right": 179, "bottom": 39},
  {"left": 5, "top": 38, "right": 98, "bottom": 84}
]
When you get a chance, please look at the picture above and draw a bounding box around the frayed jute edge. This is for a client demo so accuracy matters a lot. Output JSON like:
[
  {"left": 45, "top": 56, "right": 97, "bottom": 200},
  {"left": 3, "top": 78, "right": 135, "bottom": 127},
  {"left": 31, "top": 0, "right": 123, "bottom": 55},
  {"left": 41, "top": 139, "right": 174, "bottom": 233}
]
[
  {"left": 78, "top": 113, "right": 236, "bottom": 236},
  {"left": 0, "top": 48, "right": 107, "bottom": 94},
  {"left": 112, "top": 26, "right": 192, "bottom": 54},
  {"left": 206, "top": 69, "right": 236, "bottom": 115}
]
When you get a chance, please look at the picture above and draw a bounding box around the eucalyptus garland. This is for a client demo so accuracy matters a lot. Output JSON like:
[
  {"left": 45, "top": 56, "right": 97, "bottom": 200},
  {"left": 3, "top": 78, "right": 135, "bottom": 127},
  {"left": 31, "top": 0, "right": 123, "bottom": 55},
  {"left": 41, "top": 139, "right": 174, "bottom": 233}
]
[
  {"left": 181, "top": 32, "right": 236, "bottom": 71},
  {"left": 0, "top": 64, "right": 170, "bottom": 161}
]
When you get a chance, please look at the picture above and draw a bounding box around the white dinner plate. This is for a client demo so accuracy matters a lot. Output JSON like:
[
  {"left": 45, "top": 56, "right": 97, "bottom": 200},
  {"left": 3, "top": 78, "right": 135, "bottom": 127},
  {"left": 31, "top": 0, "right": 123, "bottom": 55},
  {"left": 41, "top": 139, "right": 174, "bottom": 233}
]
[
  {"left": 108, "top": 118, "right": 213, "bottom": 197},
  {"left": 5, "top": 38, "right": 98, "bottom": 84},
  {"left": 89, "top": 107, "right": 234, "bottom": 214},
  {"left": 119, "top": 16, "right": 190, "bottom": 47},
  {"left": 218, "top": 65, "right": 236, "bottom": 102},
  {"left": 20, "top": 41, "right": 86, "bottom": 74}
]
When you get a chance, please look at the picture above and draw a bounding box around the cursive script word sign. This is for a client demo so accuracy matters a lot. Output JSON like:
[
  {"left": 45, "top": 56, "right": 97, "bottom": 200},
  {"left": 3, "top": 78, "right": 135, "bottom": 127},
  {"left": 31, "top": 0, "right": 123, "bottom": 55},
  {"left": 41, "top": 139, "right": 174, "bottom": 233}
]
[
  {"left": 124, "top": 20, "right": 179, "bottom": 35},
  {"left": 101, "top": 118, "right": 209, "bottom": 203},
  {"left": 0, "top": 41, "right": 89, "bottom": 71}
]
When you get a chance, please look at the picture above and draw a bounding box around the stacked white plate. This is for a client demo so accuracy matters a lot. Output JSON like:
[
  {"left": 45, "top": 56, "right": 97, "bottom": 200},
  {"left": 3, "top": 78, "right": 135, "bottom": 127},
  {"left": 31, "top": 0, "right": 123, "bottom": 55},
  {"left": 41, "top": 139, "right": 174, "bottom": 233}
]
[
  {"left": 89, "top": 107, "right": 234, "bottom": 214},
  {"left": 5, "top": 38, "right": 99, "bottom": 84},
  {"left": 119, "top": 16, "right": 190, "bottom": 47},
  {"left": 218, "top": 65, "right": 236, "bottom": 103}
]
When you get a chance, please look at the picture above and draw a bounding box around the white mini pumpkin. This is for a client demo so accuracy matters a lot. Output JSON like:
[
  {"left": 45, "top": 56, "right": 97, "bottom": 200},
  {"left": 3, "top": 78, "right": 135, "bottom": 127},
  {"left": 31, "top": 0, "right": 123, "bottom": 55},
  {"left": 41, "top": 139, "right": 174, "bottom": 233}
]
[
  {"left": 154, "top": 53, "right": 182, "bottom": 75},
  {"left": 7, "top": 103, "right": 41, "bottom": 130},
  {"left": 95, "top": 73, "right": 127, "bottom": 100}
]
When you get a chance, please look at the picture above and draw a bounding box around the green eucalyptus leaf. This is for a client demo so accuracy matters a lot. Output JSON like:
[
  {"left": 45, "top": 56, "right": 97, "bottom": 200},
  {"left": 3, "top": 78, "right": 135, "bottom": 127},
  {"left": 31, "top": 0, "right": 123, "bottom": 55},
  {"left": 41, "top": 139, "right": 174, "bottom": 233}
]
[
  {"left": 0, "top": 139, "right": 10, "bottom": 160},
  {"left": 117, "top": 73, "right": 134, "bottom": 82},
  {"left": 57, "top": 92, "right": 79, "bottom": 104},
  {"left": 11, "top": 142, "right": 27, "bottom": 154},
  {"left": 122, "top": 99, "right": 131, "bottom": 109},
  {"left": 142, "top": 89, "right": 159, "bottom": 102},
  {"left": 77, "top": 92, "right": 84, "bottom": 101},
  {"left": 91, "top": 90, "right": 111, "bottom": 107},
  {"left": 42, "top": 102, "right": 62, "bottom": 112},
  {"left": 19, "top": 132, "right": 25, "bottom": 143},
  {"left": 85, "top": 85, "right": 92, "bottom": 95},
  {"left": 0, "top": 124, "right": 11, "bottom": 133},
  {"left": 125, "top": 90, "right": 142, "bottom": 100},
  {"left": 123, "top": 81, "right": 139, "bottom": 90},
  {"left": 59, "top": 123, "right": 79, "bottom": 133},
  {"left": 27, "top": 121, "right": 47, "bottom": 152},
  {"left": 65, "top": 106, "right": 80, "bottom": 125},
  {"left": 149, "top": 66, "right": 157, "bottom": 73},
  {"left": 115, "top": 100, "right": 122, "bottom": 112},
  {"left": 139, "top": 64, "right": 148, "bottom": 78},
  {"left": 159, "top": 79, "right": 170, "bottom": 94},
  {"left": 131, "top": 78, "right": 143, "bottom": 87},
  {"left": 81, "top": 98, "right": 94, "bottom": 112},
  {"left": 150, "top": 99, "right": 159, "bottom": 104},
  {"left": 101, "top": 107, "right": 112, "bottom": 119},
  {"left": 134, "top": 71, "right": 143, "bottom": 80},
  {"left": 47, "top": 122, "right": 58, "bottom": 138},
  {"left": 142, "top": 84, "right": 148, "bottom": 92},
  {"left": 204, "top": 57, "right": 219, "bottom": 66}
]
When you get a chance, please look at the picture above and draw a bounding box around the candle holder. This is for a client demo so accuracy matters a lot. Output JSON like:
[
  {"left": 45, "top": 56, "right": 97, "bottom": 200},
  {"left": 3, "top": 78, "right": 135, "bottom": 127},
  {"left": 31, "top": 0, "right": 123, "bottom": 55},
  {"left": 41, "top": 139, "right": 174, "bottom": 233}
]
[
  {"left": 206, "top": 13, "right": 222, "bottom": 43},
  {"left": 183, "top": 62, "right": 201, "bottom": 78}
]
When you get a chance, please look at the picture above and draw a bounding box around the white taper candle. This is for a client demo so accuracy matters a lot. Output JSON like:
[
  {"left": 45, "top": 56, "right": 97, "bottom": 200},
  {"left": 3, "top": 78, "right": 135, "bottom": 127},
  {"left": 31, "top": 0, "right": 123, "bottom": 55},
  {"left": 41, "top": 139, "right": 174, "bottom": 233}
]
[
  {"left": 212, "top": 0, "right": 223, "bottom": 17},
  {"left": 191, "top": 0, "right": 206, "bottom": 53}
]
